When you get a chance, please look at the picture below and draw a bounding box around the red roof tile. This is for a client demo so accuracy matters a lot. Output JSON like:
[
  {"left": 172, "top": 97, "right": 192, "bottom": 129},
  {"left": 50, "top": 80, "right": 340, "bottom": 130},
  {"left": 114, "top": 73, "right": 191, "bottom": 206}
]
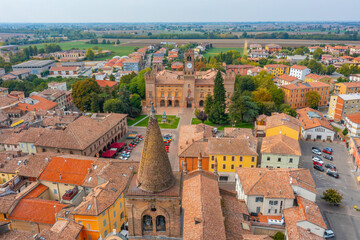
[
  {"left": 16, "top": 95, "right": 58, "bottom": 112},
  {"left": 39, "top": 156, "right": 94, "bottom": 185},
  {"left": 23, "top": 184, "right": 48, "bottom": 199},
  {"left": 9, "top": 198, "right": 66, "bottom": 225},
  {"left": 96, "top": 80, "right": 118, "bottom": 88},
  {"left": 291, "top": 65, "right": 308, "bottom": 70}
]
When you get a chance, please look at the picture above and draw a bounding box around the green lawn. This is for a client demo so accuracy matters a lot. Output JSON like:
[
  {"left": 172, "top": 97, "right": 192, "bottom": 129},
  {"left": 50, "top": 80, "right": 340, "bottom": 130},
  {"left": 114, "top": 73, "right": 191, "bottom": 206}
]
[
  {"left": 191, "top": 118, "right": 253, "bottom": 130},
  {"left": 203, "top": 47, "right": 244, "bottom": 59},
  {"left": 26, "top": 41, "right": 142, "bottom": 60},
  {"left": 135, "top": 115, "right": 180, "bottom": 129},
  {"left": 127, "top": 115, "right": 147, "bottom": 126}
]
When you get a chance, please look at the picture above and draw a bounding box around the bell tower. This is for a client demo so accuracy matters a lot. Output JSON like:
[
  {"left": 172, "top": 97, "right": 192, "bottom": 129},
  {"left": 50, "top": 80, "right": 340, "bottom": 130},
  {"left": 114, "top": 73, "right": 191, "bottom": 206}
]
[{"left": 184, "top": 50, "right": 195, "bottom": 75}]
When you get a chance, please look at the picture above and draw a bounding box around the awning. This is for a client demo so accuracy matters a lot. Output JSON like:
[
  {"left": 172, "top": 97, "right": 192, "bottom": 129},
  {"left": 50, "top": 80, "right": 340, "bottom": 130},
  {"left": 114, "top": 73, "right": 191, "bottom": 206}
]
[
  {"left": 357, "top": 176, "right": 360, "bottom": 182},
  {"left": 11, "top": 119, "right": 24, "bottom": 128},
  {"left": 109, "top": 142, "right": 125, "bottom": 149},
  {"left": 101, "top": 150, "right": 117, "bottom": 158}
]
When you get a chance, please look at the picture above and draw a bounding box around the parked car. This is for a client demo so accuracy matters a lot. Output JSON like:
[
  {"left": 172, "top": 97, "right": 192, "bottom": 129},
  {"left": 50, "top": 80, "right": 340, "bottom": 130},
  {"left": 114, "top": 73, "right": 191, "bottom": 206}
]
[
  {"left": 312, "top": 146, "right": 321, "bottom": 151},
  {"left": 323, "top": 147, "right": 333, "bottom": 155},
  {"left": 325, "top": 163, "right": 337, "bottom": 171},
  {"left": 312, "top": 149, "right": 322, "bottom": 155},
  {"left": 327, "top": 169, "right": 339, "bottom": 178},
  {"left": 323, "top": 155, "right": 334, "bottom": 161},
  {"left": 324, "top": 229, "right": 335, "bottom": 239},
  {"left": 313, "top": 159, "right": 323, "bottom": 166},
  {"left": 313, "top": 165, "right": 324, "bottom": 172},
  {"left": 312, "top": 155, "right": 322, "bottom": 161}
]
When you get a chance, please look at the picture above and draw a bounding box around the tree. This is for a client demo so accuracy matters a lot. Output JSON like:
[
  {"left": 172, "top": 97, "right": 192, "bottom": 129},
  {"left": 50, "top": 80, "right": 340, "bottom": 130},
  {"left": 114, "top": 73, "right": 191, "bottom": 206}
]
[
  {"left": 229, "top": 92, "right": 259, "bottom": 123},
  {"left": 269, "top": 87, "right": 285, "bottom": 107},
  {"left": 103, "top": 99, "right": 124, "bottom": 113},
  {"left": 86, "top": 49, "right": 95, "bottom": 60},
  {"left": 195, "top": 110, "right": 208, "bottom": 123},
  {"left": 116, "top": 39, "right": 120, "bottom": 44},
  {"left": 322, "top": 188, "right": 343, "bottom": 206},
  {"left": 109, "top": 74, "right": 115, "bottom": 81},
  {"left": 273, "top": 232, "right": 285, "bottom": 240},
  {"left": 71, "top": 78, "right": 101, "bottom": 111},
  {"left": 306, "top": 91, "right": 321, "bottom": 109},
  {"left": 253, "top": 71, "right": 274, "bottom": 89},
  {"left": 313, "top": 48, "right": 323, "bottom": 60},
  {"left": 252, "top": 88, "right": 273, "bottom": 102},
  {"left": 293, "top": 48, "right": 304, "bottom": 55},
  {"left": 204, "top": 94, "right": 213, "bottom": 115},
  {"left": 209, "top": 71, "right": 228, "bottom": 124},
  {"left": 282, "top": 107, "right": 297, "bottom": 117},
  {"left": 343, "top": 128, "right": 348, "bottom": 136},
  {"left": 102, "top": 39, "right": 106, "bottom": 44},
  {"left": 235, "top": 75, "right": 255, "bottom": 93},
  {"left": 90, "top": 93, "right": 100, "bottom": 113},
  {"left": 130, "top": 93, "right": 142, "bottom": 116},
  {"left": 326, "top": 65, "right": 336, "bottom": 75}
]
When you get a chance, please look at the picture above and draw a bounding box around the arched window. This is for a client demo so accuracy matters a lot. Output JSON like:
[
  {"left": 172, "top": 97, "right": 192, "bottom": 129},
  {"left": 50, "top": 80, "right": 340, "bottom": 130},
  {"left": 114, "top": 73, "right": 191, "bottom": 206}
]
[
  {"left": 160, "top": 100, "right": 165, "bottom": 107},
  {"left": 199, "top": 100, "right": 204, "bottom": 107},
  {"left": 156, "top": 215, "right": 166, "bottom": 232},
  {"left": 143, "top": 215, "right": 153, "bottom": 231}
]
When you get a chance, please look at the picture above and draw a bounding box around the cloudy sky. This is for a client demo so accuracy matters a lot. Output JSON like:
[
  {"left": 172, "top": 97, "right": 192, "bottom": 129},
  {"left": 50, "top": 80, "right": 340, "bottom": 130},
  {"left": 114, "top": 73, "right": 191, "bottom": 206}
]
[{"left": 0, "top": 0, "right": 359, "bottom": 23}]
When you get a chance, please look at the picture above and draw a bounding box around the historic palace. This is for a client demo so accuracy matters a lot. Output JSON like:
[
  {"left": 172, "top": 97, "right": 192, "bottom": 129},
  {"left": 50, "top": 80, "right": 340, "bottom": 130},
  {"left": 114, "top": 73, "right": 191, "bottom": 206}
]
[{"left": 145, "top": 50, "right": 236, "bottom": 108}]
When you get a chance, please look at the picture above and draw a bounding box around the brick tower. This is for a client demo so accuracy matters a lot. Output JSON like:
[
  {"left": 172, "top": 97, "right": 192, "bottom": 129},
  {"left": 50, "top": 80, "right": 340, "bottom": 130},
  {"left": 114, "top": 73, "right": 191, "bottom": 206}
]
[{"left": 125, "top": 105, "right": 182, "bottom": 239}]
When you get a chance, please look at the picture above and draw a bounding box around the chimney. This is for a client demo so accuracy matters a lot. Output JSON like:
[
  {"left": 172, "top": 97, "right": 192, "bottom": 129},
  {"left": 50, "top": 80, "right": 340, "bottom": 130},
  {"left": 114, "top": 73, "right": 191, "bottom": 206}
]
[
  {"left": 279, "top": 190, "right": 282, "bottom": 195},
  {"left": 305, "top": 206, "right": 309, "bottom": 214},
  {"left": 198, "top": 152, "right": 203, "bottom": 170},
  {"left": 267, "top": 191, "right": 270, "bottom": 196}
]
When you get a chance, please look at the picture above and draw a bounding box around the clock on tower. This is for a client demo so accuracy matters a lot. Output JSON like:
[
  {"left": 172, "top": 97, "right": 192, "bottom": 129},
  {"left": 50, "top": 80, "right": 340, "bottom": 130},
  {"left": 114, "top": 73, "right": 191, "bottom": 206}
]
[{"left": 184, "top": 50, "right": 195, "bottom": 75}]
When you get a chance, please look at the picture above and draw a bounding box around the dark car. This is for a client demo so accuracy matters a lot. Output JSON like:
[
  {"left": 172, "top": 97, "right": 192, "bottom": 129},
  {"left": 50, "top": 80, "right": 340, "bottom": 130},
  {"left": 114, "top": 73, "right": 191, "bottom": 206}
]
[
  {"left": 323, "top": 155, "right": 333, "bottom": 161},
  {"left": 314, "top": 165, "right": 324, "bottom": 172},
  {"left": 327, "top": 170, "right": 339, "bottom": 178},
  {"left": 325, "top": 163, "right": 337, "bottom": 171},
  {"left": 312, "top": 147, "right": 321, "bottom": 152}
]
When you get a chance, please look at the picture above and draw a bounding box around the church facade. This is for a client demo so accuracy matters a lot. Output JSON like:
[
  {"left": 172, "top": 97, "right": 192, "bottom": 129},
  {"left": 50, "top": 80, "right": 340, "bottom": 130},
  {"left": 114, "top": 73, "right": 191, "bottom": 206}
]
[{"left": 145, "top": 50, "right": 236, "bottom": 108}]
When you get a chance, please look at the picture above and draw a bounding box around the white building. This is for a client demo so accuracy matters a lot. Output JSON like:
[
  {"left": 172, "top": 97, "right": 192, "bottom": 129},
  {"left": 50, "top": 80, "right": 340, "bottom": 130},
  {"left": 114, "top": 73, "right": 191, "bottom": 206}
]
[
  {"left": 344, "top": 113, "right": 360, "bottom": 136},
  {"left": 48, "top": 82, "right": 67, "bottom": 91},
  {"left": 297, "top": 107, "right": 335, "bottom": 141},
  {"left": 350, "top": 74, "right": 360, "bottom": 82},
  {"left": 0, "top": 68, "right": 5, "bottom": 77},
  {"left": 289, "top": 65, "right": 311, "bottom": 81},
  {"left": 235, "top": 168, "right": 317, "bottom": 216},
  {"left": 49, "top": 66, "right": 79, "bottom": 77}
]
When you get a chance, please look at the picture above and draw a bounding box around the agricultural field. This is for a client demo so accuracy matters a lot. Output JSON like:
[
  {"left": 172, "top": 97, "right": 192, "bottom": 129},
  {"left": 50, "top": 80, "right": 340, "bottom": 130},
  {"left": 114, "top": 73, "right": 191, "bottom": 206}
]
[
  {"left": 203, "top": 47, "right": 244, "bottom": 59},
  {"left": 27, "top": 41, "right": 143, "bottom": 60}
]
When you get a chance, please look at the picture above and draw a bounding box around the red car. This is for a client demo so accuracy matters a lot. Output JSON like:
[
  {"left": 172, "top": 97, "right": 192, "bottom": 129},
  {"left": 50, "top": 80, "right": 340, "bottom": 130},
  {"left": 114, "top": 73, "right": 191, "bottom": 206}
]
[
  {"left": 313, "top": 160, "right": 323, "bottom": 167},
  {"left": 322, "top": 148, "right": 333, "bottom": 155}
]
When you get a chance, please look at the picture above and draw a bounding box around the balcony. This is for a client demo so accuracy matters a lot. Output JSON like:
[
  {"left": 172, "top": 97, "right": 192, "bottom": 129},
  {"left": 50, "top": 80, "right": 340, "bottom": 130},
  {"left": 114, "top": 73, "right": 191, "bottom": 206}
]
[{"left": 61, "top": 188, "right": 85, "bottom": 206}]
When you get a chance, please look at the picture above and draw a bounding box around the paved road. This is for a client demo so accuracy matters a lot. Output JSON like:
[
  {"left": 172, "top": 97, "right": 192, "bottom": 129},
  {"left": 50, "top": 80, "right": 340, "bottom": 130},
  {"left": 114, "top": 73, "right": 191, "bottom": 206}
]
[{"left": 300, "top": 140, "right": 360, "bottom": 239}]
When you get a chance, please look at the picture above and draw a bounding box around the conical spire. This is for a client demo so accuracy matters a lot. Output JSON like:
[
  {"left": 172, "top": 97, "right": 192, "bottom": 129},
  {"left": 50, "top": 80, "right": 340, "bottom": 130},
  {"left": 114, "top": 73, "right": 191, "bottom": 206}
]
[{"left": 137, "top": 106, "right": 175, "bottom": 193}]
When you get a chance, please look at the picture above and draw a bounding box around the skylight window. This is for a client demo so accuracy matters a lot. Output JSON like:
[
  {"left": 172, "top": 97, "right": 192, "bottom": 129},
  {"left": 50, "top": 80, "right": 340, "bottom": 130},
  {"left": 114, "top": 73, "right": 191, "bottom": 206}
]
[
  {"left": 88, "top": 177, "right": 92, "bottom": 182},
  {"left": 17, "top": 161, "right": 22, "bottom": 165},
  {"left": 94, "top": 165, "right": 97, "bottom": 169},
  {"left": 87, "top": 204, "right": 92, "bottom": 210}
]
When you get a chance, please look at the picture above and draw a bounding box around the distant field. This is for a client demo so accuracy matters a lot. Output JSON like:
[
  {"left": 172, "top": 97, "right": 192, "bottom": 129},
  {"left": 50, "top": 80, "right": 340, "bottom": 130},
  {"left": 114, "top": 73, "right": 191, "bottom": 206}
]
[
  {"left": 27, "top": 41, "right": 143, "bottom": 60},
  {"left": 203, "top": 47, "right": 244, "bottom": 58}
]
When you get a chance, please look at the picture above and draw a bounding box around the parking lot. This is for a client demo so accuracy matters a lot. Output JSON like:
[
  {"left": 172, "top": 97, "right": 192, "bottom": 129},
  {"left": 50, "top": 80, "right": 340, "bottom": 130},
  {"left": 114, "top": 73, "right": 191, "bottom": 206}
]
[{"left": 300, "top": 140, "right": 360, "bottom": 239}]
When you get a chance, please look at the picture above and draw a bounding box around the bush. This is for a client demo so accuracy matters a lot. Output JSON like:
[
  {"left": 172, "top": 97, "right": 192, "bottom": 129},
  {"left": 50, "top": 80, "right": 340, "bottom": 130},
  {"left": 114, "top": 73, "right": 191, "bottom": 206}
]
[
  {"left": 273, "top": 232, "right": 285, "bottom": 240},
  {"left": 343, "top": 128, "right": 348, "bottom": 136}
]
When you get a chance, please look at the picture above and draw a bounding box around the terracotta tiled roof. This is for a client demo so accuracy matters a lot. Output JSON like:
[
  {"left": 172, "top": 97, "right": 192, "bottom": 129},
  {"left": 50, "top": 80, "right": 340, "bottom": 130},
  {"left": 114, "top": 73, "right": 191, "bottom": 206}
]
[
  {"left": 178, "top": 124, "right": 213, "bottom": 157},
  {"left": 220, "top": 189, "right": 254, "bottom": 240},
  {"left": 18, "top": 127, "right": 45, "bottom": 143},
  {"left": 123, "top": 58, "right": 140, "bottom": 64},
  {"left": 16, "top": 95, "right": 58, "bottom": 112},
  {"left": 50, "top": 66, "right": 78, "bottom": 71},
  {"left": 208, "top": 137, "right": 258, "bottom": 156},
  {"left": 261, "top": 134, "right": 301, "bottom": 156},
  {"left": 39, "top": 156, "right": 94, "bottom": 185},
  {"left": 0, "top": 230, "right": 34, "bottom": 240},
  {"left": 8, "top": 198, "right": 67, "bottom": 225},
  {"left": 306, "top": 73, "right": 330, "bottom": 80},
  {"left": 265, "top": 113, "right": 301, "bottom": 133},
  {"left": 236, "top": 168, "right": 316, "bottom": 199},
  {"left": 37, "top": 220, "right": 83, "bottom": 240},
  {"left": 291, "top": 65, "right": 308, "bottom": 70},
  {"left": 179, "top": 141, "right": 209, "bottom": 158},
  {"left": 345, "top": 113, "right": 360, "bottom": 124},
  {"left": 0, "top": 130, "right": 26, "bottom": 145},
  {"left": 96, "top": 80, "right": 118, "bottom": 88},
  {"left": 227, "top": 65, "right": 253, "bottom": 69},
  {"left": 23, "top": 184, "right": 48, "bottom": 199},
  {"left": 337, "top": 82, "right": 360, "bottom": 88},
  {"left": 35, "top": 113, "right": 127, "bottom": 150},
  {"left": 183, "top": 170, "right": 226, "bottom": 240},
  {"left": 0, "top": 153, "right": 27, "bottom": 174},
  {"left": 276, "top": 74, "right": 298, "bottom": 82},
  {"left": 283, "top": 196, "right": 326, "bottom": 240},
  {"left": 0, "top": 95, "right": 18, "bottom": 108},
  {"left": 17, "top": 153, "right": 57, "bottom": 179},
  {"left": 264, "top": 64, "right": 288, "bottom": 68},
  {"left": 297, "top": 107, "right": 334, "bottom": 131}
]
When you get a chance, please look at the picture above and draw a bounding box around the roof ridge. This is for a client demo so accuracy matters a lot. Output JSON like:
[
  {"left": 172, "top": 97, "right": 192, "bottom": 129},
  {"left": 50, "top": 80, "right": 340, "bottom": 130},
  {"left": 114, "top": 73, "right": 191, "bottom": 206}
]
[
  {"left": 247, "top": 169, "right": 266, "bottom": 194},
  {"left": 66, "top": 124, "right": 83, "bottom": 149}
]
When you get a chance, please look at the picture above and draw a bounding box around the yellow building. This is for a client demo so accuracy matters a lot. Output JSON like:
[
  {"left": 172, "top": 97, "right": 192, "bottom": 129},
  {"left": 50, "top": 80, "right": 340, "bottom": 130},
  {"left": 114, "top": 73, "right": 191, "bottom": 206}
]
[
  {"left": 264, "top": 113, "right": 302, "bottom": 141},
  {"left": 18, "top": 128, "right": 45, "bottom": 154},
  {"left": 264, "top": 64, "right": 290, "bottom": 77},
  {"left": 73, "top": 184, "right": 128, "bottom": 240},
  {"left": 304, "top": 73, "right": 331, "bottom": 84},
  {"left": 0, "top": 153, "right": 22, "bottom": 184},
  {"left": 334, "top": 82, "right": 360, "bottom": 95},
  {"left": 208, "top": 137, "right": 258, "bottom": 182}
]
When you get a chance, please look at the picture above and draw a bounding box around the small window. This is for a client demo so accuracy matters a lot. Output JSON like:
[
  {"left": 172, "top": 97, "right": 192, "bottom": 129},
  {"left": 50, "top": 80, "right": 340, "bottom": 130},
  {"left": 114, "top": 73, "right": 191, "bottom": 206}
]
[
  {"left": 211, "top": 156, "right": 214, "bottom": 161},
  {"left": 239, "top": 164, "right": 242, "bottom": 168},
  {"left": 120, "top": 202, "right": 123, "bottom": 209},
  {"left": 231, "top": 164, "right": 234, "bottom": 170},
  {"left": 121, "top": 212, "right": 124, "bottom": 220},
  {"left": 251, "top": 165, "right": 254, "bottom": 168},
  {"left": 251, "top": 157, "right": 255, "bottom": 162},
  {"left": 103, "top": 219, "right": 107, "bottom": 227},
  {"left": 222, "top": 164, "right": 226, "bottom": 170},
  {"left": 267, "top": 157, "right": 270, "bottom": 161},
  {"left": 211, "top": 164, "right": 214, "bottom": 169},
  {"left": 223, "top": 156, "right": 226, "bottom": 161},
  {"left": 240, "top": 156, "right": 243, "bottom": 162},
  {"left": 113, "top": 211, "right": 116, "bottom": 218},
  {"left": 289, "top": 158, "right": 293, "bottom": 163},
  {"left": 231, "top": 156, "right": 235, "bottom": 161},
  {"left": 53, "top": 189, "right": 57, "bottom": 194},
  {"left": 275, "top": 209, "right": 278, "bottom": 214},
  {"left": 278, "top": 158, "right": 281, "bottom": 162},
  {"left": 268, "top": 209, "right": 271, "bottom": 214}
]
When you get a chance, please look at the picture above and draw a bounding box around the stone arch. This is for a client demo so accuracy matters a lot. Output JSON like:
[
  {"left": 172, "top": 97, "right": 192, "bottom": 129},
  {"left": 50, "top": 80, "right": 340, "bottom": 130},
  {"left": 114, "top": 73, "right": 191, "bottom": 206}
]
[
  {"left": 156, "top": 215, "right": 166, "bottom": 232},
  {"left": 199, "top": 100, "right": 204, "bottom": 107},
  {"left": 143, "top": 215, "right": 153, "bottom": 233},
  {"left": 140, "top": 205, "right": 171, "bottom": 235},
  {"left": 167, "top": 100, "right": 172, "bottom": 107},
  {"left": 174, "top": 100, "right": 179, "bottom": 107},
  {"left": 160, "top": 100, "right": 165, "bottom": 107}
]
